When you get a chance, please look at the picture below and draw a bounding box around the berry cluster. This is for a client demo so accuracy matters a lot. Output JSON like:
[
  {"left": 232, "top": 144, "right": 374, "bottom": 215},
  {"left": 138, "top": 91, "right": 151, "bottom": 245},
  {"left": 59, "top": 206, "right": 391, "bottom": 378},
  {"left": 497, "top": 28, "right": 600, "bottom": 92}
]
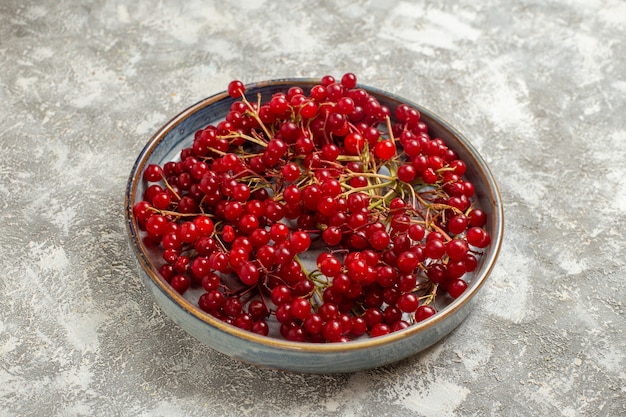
[{"left": 133, "top": 74, "right": 491, "bottom": 342}]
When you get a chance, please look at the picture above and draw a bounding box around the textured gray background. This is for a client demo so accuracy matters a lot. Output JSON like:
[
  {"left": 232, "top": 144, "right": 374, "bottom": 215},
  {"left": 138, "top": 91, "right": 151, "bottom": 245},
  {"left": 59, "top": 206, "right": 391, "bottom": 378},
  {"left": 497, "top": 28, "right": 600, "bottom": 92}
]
[{"left": 1, "top": 0, "right": 625, "bottom": 416}]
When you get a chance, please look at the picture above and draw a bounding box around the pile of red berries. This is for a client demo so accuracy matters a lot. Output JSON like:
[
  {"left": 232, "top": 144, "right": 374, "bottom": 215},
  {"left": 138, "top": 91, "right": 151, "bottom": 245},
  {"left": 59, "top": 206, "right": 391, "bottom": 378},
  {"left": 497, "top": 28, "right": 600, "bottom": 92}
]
[{"left": 133, "top": 73, "right": 491, "bottom": 342}]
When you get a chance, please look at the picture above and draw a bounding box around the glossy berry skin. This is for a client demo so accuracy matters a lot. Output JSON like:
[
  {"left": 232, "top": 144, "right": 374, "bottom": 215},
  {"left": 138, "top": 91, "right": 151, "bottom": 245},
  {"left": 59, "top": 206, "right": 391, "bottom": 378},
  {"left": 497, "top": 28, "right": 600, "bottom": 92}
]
[
  {"left": 447, "top": 279, "right": 468, "bottom": 299},
  {"left": 415, "top": 305, "right": 436, "bottom": 322},
  {"left": 374, "top": 140, "right": 396, "bottom": 160},
  {"left": 228, "top": 80, "right": 245, "bottom": 98},
  {"left": 397, "top": 293, "right": 419, "bottom": 313}
]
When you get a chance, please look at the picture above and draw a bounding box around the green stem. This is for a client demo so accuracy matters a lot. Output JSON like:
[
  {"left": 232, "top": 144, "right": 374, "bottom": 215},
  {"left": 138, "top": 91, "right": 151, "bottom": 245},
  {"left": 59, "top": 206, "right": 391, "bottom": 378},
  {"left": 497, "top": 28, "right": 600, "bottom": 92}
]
[
  {"left": 217, "top": 132, "right": 268, "bottom": 148},
  {"left": 240, "top": 92, "right": 274, "bottom": 140},
  {"left": 341, "top": 180, "right": 395, "bottom": 197}
]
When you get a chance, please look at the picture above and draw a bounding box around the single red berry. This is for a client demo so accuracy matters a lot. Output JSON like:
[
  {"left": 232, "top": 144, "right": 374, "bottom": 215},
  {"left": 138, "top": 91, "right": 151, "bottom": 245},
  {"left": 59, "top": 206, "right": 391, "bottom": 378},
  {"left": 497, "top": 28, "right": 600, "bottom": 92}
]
[
  {"left": 397, "top": 164, "right": 417, "bottom": 183},
  {"left": 151, "top": 192, "right": 171, "bottom": 210},
  {"left": 447, "top": 215, "right": 468, "bottom": 235},
  {"left": 170, "top": 274, "right": 191, "bottom": 294},
  {"left": 408, "top": 223, "right": 426, "bottom": 241},
  {"left": 290, "top": 298, "right": 311, "bottom": 320},
  {"left": 145, "top": 214, "right": 168, "bottom": 236},
  {"left": 370, "top": 323, "right": 391, "bottom": 337},
  {"left": 178, "top": 221, "right": 199, "bottom": 243},
  {"left": 247, "top": 300, "right": 269, "bottom": 321},
  {"left": 446, "top": 238, "right": 469, "bottom": 261},
  {"left": 370, "top": 230, "right": 391, "bottom": 251},
  {"left": 199, "top": 290, "right": 225, "bottom": 312},
  {"left": 193, "top": 215, "right": 214, "bottom": 236},
  {"left": 316, "top": 195, "right": 338, "bottom": 217},
  {"left": 234, "top": 313, "right": 254, "bottom": 331},
  {"left": 447, "top": 279, "right": 468, "bottom": 299},
  {"left": 318, "top": 303, "right": 339, "bottom": 321},
  {"left": 271, "top": 285, "right": 292, "bottom": 306},
  {"left": 350, "top": 316, "right": 368, "bottom": 336},
  {"left": 223, "top": 297, "right": 243, "bottom": 318},
  {"left": 222, "top": 225, "right": 235, "bottom": 243},
  {"left": 281, "top": 163, "right": 300, "bottom": 182},
  {"left": 322, "top": 226, "right": 342, "bottom": 246},
  {"left": 227, "top": 80, "right": 245, "bottom": 98},
  {"left": 336, "top": 96, "right": 355, "bottom": 115},
  {"left": 382, "top": 305, "right": 402, "bottom": 325},
  {"left": 238, "top": 214, "right": 259, "bottom": 235},
  {"left": 446, "top": 259, "right": 467, "bottom": 279},
  {"left": 340, "top": 72, "right": 357, "bottom": 89},
  {"left": 415, "top": 305, "right": 436, "bottom": 322},
  {"left": 425, "top": 239, "right": 446, "bottom": 259},
  {"left": 302, "top": 313, "right": 323, "bottom": 335},
  {"left": 326, "top": 83, "right": 345, "bottom": 101},
  {"left": 467, "top": 227, "right": 491, "bottom": 248},
  {"left": 374, "top": 140, "right": 396, "bottom": 160},
  {"left": 133, "top": 201, "right": 152, "bottom": 221},
  {"left": 396, "top": 251, "right": 419, "bottom": 273},
  {"left": 251, "top": 320, "right": 269, "bottom": 336},
  {"left": 469, "top": 209, "right": 487, "bottom": 227},
  {"left": 318, "top": 253, "right": 342, "bottom": 277},
  {"left": 232, "top": 183, "right": 251, "bottom": 202},
  {"left": 143, "top": 164, "right": 163, "bottom": 182},
  {"left": 289, "top": 231, "right": 311, "bottom": 253},
  {"left": 397, "top": 293, "right": 419, "bottom": 313},
  {"left": 344, "top": 132, "right": 365, "bottom": 155},
  {"left": 201, "top": 273, "right": 220, "bottom": 292},
  {"left": 323, "top": 320, "right": 343, "bottom": 342},
  {"left": 463, "top": 253, "right": 478, "bottom": 272},
  {"left": 270, "top": 223, "right": 290, "bottom": 243},
  {"left": 229, "top": 246, "right": 249, "bottom": 268},
  {"left": 299, "top": 100, "right": 318, "bottom": 119},
  {"left": 270, "top": 95, "right": 289, "bottom": 115},
  {"left": 237, "top": 261, "right": 260, "bottom": 285}
]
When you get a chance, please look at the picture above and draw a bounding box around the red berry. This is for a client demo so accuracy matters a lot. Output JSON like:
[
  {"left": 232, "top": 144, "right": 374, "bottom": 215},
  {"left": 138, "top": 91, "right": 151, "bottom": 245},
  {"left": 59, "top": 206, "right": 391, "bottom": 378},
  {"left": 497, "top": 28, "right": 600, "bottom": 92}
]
[
  {"left": 143, "top": 164, "right": 163, "bottom": 182},
  {"left": 290, "top": 298, "right": 311, "bottom": 320},
  {"left": 304, "top": 313, "right": 324, "bottom": 335},
  {"left": 397, "top": 164, "right": 416, "bottom": 183},
  {"left": 397, "top": 293, "right": 419, "bottom": 313},
  {"left": 271, "top": 285, "right": 292, "bottom": 305},
  {"left": 446, "top": 238, "right": 469, "bottom": 261},
  {"left": 415, "top": 305, "right": 436, "bottom": 322},
  {"left": 370, "top": 323, "right": 391, "bottom": 337},
  {"left": 340, "top": 72, "right": 357, "bottom": 89},
  {"left": 145, "top": 214, "right": 168, "bottom": 236},
  {"left": 237, "top": 261, "right": 260, "bottom": 285},
  {"left": 322, "top": 226, "right": 342, "bottom": 246},
  {"left": 199, "top": 290, "right": 225, "bottom": 312},
  {"left": 193, "top": 215, "right": 214, "bottom": 236},
  {"left": 323, "top": 320, "right": 343, "bottom": 342},
  {"left": 447, "top": 279, "right": 468, "bottom": 298},
  {"left": 447, "top": 215, "right": 468, "bottom": 235},
  {"left": 170, "top": 274, "right": 191, "bottom": 294},
  {"left": 227, "top": 80, "right": 245, "bottom": 98},
  {"left": 133, "top": 201, "right": 152, "bottom": 221},
  {"left": 289, "top": 231, "right": 311, "bottom": 253},
  {"left": 469, "top": 209, "right": 487, "bottom": 227},
  {"left": 467, "top": 227, "right": 491, "bottom": 248},
  {"left": 344, "top": 132, "right": 365, "bottom": 155},
  {"left": 425, "top": 239, "right": 446, "bottom": 259},
  {"left": 178, "top": 221, "right": 199, "bottom": 243},
  {"left": 251, "top": 320, "right": 269, "bottom": 336},
  {"left": 396, "top": 251, "right": 419, "bottom": 273},
  {"left": 374, "top": 140, "right": 396, "bottom": 160},
  {"left": 222, "top": 225, "right": 235, "bottom": 243}
]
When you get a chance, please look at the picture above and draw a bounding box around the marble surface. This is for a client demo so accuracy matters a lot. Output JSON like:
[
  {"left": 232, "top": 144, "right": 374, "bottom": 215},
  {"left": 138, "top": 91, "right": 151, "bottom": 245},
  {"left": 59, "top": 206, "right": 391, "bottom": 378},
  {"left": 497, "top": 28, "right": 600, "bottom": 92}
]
[{"left": 1, "top": 0, "right": 625, "bottom": 416}]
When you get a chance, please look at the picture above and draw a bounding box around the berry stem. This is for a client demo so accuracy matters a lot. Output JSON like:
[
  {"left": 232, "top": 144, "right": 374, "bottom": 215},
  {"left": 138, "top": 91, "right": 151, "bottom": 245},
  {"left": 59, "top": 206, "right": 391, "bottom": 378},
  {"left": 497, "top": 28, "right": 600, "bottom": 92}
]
[{"left": 243, "top": 92, "right": 275, "bottom": 140}]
